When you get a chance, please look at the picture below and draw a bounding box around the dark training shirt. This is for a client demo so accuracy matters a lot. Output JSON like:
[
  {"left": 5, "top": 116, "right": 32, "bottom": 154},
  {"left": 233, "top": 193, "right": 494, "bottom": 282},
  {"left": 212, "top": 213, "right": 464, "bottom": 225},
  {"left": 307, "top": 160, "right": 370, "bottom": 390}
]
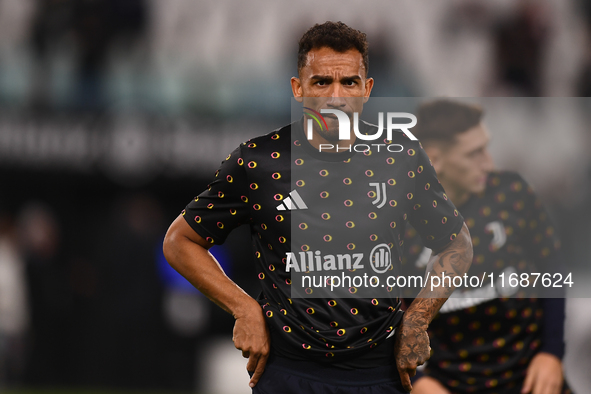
[
  {"left": 402, "top": 171, "right": 566, "bottom": 393},
  {"left": 182, "top": 119, "right": 464, "bottom": 367}
]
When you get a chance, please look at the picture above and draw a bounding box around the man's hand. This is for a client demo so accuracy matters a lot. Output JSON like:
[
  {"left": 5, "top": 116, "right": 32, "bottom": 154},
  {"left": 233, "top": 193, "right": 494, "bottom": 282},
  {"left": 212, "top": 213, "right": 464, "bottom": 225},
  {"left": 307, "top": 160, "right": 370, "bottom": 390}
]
[
  {"left": 163, "top": 216, "right": 271, "bottom": 388},
  {"left": 232, "top": 301, "right": 271, "bottom": 388},
  {"left": 412, "top": 376, "right": 451, "bottom": 394},
  {"left": 394, "top": 318, "right": 431, "bottom": 392},
  {"left": 521, "top": 352, "right": 563, "bottom": 394}
]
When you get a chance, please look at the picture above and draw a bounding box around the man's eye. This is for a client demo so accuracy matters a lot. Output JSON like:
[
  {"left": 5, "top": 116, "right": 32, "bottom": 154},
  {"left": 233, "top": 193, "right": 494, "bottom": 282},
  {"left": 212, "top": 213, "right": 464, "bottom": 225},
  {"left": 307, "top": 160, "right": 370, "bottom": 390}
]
[
  {"left": 344, "top": 80, "right": 356, "bottom": 86},
  {"left": 316, "top": 81, "right": 326, "bottom": 86}
]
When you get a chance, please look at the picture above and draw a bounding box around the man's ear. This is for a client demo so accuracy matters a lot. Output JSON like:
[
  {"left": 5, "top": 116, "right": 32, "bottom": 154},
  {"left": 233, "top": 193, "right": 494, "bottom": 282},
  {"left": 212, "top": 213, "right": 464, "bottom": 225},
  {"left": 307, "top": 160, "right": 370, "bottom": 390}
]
[
  {"left": 291, "top": 77, "right": 303, "bottom": 102},
  {"left": 424, "top": 145, "right": 444, "bottom": 176},
  {"left": 363, "top": 77, "right": 374, "bottom": 103}
]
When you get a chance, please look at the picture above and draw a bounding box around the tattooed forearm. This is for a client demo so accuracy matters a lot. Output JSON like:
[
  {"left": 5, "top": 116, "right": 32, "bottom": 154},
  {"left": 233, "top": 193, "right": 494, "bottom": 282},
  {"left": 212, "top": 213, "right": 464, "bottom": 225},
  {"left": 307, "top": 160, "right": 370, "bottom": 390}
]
[
  {"left": 409, "top": 223, "right": 471, "bottom": 321},
  {"left": 406, "top": 223, "right": 472, "bottom": 326},
  {"left": 394, "top": 223, "right": 472, "bottom": 391},
  {"left": 423, "top": 222, "right": 473, "bottom": 296}
]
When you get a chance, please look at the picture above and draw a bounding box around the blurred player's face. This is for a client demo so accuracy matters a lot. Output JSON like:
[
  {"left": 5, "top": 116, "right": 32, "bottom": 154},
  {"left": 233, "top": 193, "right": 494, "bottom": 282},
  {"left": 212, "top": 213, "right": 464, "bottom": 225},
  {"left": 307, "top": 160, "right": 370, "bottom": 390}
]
[
  {"left": 291, "top": 47, "right": 374, "bottom": 143},
  {"left": 429, "top": 123, "right": 494, "bottom": 202}
]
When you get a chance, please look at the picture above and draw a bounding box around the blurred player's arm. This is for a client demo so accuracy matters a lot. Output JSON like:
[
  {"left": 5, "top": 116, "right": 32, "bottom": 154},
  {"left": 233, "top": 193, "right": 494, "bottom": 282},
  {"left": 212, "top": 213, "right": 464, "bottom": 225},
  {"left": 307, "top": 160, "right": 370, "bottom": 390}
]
[
  {"left": 518, "top": 176, "right": 565, "bottom": 394},
  {"left": 521, "top": 298, "right": 565, "bottom": 394},
  {"left": 395, "top": 222, "right": 473, "bottom": 392},
  {"left": 522, "top": 352, "right": 563, "bottom": 394},
  {"left": 163, "top": 215, "right": 269, "bottom": 388},
  {"left": 412, "top": 376, "right": 451, "bottom": 394}
]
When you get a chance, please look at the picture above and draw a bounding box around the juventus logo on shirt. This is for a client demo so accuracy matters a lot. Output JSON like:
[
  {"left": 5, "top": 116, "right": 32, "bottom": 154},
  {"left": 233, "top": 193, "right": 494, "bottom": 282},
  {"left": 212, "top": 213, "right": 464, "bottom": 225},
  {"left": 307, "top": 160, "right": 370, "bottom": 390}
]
[
  {"left": 276, "top": 190, "right": 308, "bottom": 211},
  {"left": 369, "top": 182, "right": 387, "bottom": 209}
]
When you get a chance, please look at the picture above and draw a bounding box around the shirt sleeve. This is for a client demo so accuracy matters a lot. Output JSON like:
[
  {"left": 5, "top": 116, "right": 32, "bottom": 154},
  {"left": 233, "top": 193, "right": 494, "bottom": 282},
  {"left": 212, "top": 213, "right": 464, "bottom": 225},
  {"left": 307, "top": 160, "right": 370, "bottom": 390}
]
[
  {"left": 182, "top": 144, "right": 250, "bottom": 245},
  {"left": 407, "top": 144, "right": 464, "bottom": 251},
  {"left": 540, "top": 298, "right": 565, "bottom": 359}
]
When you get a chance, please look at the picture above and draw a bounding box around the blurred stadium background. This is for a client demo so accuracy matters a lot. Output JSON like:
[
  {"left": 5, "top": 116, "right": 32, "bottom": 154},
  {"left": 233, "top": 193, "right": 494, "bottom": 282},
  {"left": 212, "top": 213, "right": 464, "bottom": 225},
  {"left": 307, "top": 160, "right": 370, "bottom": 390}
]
[{"left": 0, "top": 0, "right": 590, "bottom": 393}]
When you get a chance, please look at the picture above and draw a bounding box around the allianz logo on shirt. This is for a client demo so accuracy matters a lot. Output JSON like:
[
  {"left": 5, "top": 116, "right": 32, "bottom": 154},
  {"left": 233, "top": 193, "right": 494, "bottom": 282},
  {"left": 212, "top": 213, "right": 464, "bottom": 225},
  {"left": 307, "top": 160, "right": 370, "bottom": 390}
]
[{"left": 285, "top": 243, "right": 392, "bottom": 274}]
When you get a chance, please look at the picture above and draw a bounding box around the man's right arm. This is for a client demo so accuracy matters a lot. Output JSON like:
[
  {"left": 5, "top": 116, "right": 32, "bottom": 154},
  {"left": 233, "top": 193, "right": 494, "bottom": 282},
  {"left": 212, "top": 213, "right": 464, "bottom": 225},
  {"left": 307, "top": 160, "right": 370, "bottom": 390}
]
[
  {"left": 163, "top": 214, "right": 269, "bottom": 388},
  {"left": 394, "top": 222, "right": 473, "bottom": 392}
]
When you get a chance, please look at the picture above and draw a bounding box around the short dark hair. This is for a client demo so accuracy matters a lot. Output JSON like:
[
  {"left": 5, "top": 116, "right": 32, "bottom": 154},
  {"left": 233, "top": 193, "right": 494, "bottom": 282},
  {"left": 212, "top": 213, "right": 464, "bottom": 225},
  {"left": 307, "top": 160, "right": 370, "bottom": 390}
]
[
  {"left": 413, "top": 100, "right": 484, "bottom": 145},
  {"left": 297, "top": 21, "right": 369, "bottom": 77}
]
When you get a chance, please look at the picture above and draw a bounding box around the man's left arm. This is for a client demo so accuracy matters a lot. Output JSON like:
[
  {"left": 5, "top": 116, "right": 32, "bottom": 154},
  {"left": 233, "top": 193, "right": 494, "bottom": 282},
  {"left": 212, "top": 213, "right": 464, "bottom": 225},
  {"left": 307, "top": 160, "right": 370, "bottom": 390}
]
[
  {"left": 395, "top": 222, "right": 473, "bottom": 392},
  {"left": 522, "top": 297, "right": 566, "bottom": 394},
  {"left": 522, "top": 297, "right": 565, "bottom": 394},
  {"left": 517, "top": 176, "right": 566, "bottom": 394}
]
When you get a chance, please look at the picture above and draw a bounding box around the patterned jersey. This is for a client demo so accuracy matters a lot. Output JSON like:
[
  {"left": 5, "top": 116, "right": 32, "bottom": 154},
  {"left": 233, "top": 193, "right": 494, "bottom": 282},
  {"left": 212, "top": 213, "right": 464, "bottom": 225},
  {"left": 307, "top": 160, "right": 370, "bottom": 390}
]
[
  {"left": 182, "top": 119, "right": 463, "bottom": 367},
  {"left": 401, "top": 171, "right": 565, "bottom": 393}
]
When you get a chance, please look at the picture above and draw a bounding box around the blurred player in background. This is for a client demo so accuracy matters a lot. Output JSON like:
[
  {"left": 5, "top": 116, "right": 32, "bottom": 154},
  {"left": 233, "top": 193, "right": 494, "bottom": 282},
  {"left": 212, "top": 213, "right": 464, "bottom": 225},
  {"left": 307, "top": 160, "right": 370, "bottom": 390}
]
[
  {"left": 402, "top": 100, "right": 572, "bottom": 394},
  {"left": 164, "top": 22, "right": 473, "bottom": 394}
]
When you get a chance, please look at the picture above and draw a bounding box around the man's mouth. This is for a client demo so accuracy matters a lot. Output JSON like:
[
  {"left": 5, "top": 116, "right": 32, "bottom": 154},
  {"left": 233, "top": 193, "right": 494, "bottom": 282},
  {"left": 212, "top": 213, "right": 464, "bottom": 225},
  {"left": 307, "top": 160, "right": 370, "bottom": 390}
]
[{"left": 320, "top": 113, "right": 338, "bottom": 119}]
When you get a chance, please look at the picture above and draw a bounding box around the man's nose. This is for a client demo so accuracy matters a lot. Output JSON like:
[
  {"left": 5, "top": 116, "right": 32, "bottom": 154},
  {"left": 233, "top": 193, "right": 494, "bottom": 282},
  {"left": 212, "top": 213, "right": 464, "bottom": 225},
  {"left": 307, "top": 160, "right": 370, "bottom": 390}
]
[
  {"left": 482, "top": 149, "right": 494, "bottom": 172},
  {"left": 326, "top": 84, "right": 346, "bottom": 107}
]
